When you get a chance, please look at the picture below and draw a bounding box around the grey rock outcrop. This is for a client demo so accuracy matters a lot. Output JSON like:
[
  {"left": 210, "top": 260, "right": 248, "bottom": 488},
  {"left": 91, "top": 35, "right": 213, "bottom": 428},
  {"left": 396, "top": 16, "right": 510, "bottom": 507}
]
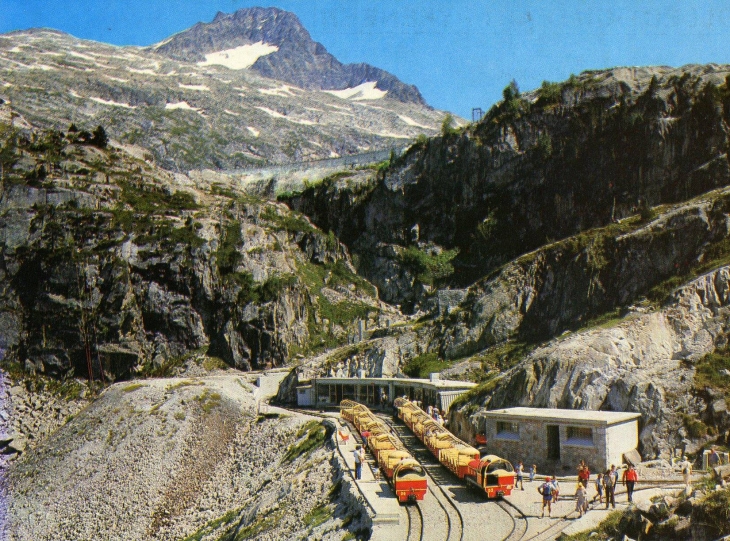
[{"left": 466, "top": 264, "right": 730, "bottom": 457}]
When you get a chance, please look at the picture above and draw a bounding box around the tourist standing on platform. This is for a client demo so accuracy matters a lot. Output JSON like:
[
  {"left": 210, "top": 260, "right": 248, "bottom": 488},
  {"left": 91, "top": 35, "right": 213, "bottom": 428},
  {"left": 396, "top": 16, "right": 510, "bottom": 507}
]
[
  {"left": 529, "top": 464, "right": 537, "bottom": 483},
  {"left": 594, "top": 472, "right": 604, "bottom": 504},
  {"left": 603, "top": 469, "right": 615, "bottom": 509},
  {"left": 578, "top": 464, "right": 590, "bottom": 488},
  {"left": 515, "top": 461, "right": 524, "bottom": 490},
  {"left": 538, "top": 479, "right": 554, "bottom": 517},
  {"left": 353, "top": 445, "right": 362, "bottom": 480},
  {"left": 550, "top": 476, "right": 560, "bottom": 503}
]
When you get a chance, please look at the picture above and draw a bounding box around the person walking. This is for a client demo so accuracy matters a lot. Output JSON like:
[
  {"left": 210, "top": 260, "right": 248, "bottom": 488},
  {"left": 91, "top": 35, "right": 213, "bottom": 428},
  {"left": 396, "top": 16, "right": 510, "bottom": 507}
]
[
  {"left": 594, "top": 472, "right": 604, "bottom": 505},
  {"left": 516, "top": 461, "right": 524, "bottom": 490},
  {"left": 538, "top": 478, "right": 554, "bottom": 517},
  {"left": 603, "top": 469, "right": 615, "bottom": 509},
  {"left": 622, "top": 465, "right": 638, "bottom": 502},
  {"left": 353, "top": 445, "right": 363, "bottom": 480}
]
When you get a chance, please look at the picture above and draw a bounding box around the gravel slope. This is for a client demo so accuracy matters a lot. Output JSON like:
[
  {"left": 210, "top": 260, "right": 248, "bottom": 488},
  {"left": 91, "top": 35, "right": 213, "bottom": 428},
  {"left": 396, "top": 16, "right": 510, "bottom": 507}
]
[{"left": 7, "top": 373, "right": 366, "bottom": 541}]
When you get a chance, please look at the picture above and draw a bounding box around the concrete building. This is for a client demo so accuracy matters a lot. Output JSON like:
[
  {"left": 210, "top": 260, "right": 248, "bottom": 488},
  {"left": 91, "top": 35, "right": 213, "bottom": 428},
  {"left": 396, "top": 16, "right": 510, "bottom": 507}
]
[
  {"left": 296, "top": 375, "right": 476, "bottom": 413},
  {"left": 478, "top": 407, "right": 641, "bottom": 474}
]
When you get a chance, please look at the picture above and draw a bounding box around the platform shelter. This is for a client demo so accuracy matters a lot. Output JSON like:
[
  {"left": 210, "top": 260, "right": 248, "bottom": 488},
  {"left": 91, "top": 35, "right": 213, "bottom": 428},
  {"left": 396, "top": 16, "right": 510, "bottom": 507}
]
[{"left": 296, "top": 375, "right": 476, "bottom": 413}]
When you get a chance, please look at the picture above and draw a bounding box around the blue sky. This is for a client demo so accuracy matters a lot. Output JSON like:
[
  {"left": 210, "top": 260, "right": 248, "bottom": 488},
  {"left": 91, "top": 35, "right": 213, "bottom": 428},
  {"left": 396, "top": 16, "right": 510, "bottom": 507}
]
[{"left": 2, "top": 1, "right": 730, "bottom": 118}]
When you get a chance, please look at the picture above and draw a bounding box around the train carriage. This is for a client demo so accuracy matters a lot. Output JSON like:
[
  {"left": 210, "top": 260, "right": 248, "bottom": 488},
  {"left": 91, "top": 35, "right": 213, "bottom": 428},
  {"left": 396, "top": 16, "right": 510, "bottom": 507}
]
[
  {"left": 394, "top": 398, "right": 517, "bottom": 499},
  {"left": 340, "top": 400, "right": 427, "bottom": 503}
]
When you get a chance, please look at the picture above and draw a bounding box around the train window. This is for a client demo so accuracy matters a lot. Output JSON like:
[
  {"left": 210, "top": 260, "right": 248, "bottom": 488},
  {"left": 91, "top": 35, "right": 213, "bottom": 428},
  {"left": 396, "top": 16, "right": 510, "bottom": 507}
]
[
  {"left": 496, "top": 421, "right": 519, "bottom": 439},
  {"left": 566, "top": 426, "right": 593, "bottom": 445}
]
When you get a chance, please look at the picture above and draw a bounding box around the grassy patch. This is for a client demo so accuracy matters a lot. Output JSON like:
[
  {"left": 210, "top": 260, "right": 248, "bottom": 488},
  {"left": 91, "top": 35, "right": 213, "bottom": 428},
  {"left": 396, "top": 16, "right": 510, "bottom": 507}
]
[
  {"left": 226, "top": 510, "right": 283, "bottom": 541},
  {"left": 180, "top": 508, "right": 241, "bottom": 541},
  {"left": 195, "top": 389, "right": 222, "bottom": 413},
  {"left": 122, "top": 383, "right": 144, "bottom": 393},
  {"left": 303, "top": 504, "right": 332, "bottom": 528},
  {"left": 681, "top": 413, "right": 710, "bottom": 438},
  {"left": 693, "top": 346, "right": 730, "bottom": 399},
  {"left": 166, "top": 379, "right": 203, "bottom": 391},
  {"left": 202, "top": 356, "right": 229, "bottom": 372},
  {"left": 283, "top": 421, "right": 327, "bottom": 463},
  {"left": 402, "top": 353, "right": 455, "bottom": 378},
  {"left": 398, "top": 245, "right": 459, "bottom": 286}
]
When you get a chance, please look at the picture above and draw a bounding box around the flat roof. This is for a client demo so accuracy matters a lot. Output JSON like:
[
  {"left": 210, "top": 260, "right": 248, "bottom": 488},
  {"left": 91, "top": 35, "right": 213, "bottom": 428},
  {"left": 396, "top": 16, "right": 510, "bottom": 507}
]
[
  {"left": 481, "top": 407, "right": 640, "bottom": 426},
  {"left": 312, "top": 376, "right": 477, "bottom": 390}
]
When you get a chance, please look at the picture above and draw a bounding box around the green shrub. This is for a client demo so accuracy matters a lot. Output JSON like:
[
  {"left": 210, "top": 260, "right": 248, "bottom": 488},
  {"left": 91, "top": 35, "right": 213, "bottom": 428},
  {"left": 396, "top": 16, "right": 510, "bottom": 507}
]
[
  {"left": 283, "top": 421, "right": 327, "bottom": 463},
  {"left": 399, "top": 246, "right": 459, "bottom": 286},
  {"left": 216, "top": 221, "right": 243, "bottom": 274},
  {"left": 536, "top": 80, "right": 562, "bottom": 106},
  {"left": 693, "top": 488, "right": 730, "bottom": 538},
  {"left": 402, "top": 353, "right": 452, "bottom": 378}
]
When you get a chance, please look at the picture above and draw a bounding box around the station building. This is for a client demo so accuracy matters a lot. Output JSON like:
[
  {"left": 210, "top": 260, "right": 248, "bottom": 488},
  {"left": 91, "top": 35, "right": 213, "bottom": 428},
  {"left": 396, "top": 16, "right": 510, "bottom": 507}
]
[
  {"left": 478, "top": 407, "right": 641, "bottom": 473},
  {"left": 296, "top": 375, "right": 476, "bottom": 413}
]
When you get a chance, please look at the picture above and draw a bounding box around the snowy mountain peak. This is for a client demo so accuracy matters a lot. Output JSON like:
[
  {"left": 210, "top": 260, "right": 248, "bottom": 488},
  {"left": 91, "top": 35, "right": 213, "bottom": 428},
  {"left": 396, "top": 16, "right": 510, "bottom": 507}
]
[{"left": 151, "top": 7, "right": 426, "bottom": 105}]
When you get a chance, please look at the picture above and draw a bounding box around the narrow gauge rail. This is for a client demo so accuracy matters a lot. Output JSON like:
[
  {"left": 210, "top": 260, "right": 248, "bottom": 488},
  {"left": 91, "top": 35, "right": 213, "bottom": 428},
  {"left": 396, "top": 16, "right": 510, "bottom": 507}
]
[
  {"left": 405, "top": 502, "right": 424, "bottom": 541},
  {"left": 377, "top": 412, "right": 466, "bottom": 541},
  {"left": 340, "top": 400, "right": 428, "bottom": 502},
  {"left": 395, "top": 398, "right": 516, "bottom": 498}
]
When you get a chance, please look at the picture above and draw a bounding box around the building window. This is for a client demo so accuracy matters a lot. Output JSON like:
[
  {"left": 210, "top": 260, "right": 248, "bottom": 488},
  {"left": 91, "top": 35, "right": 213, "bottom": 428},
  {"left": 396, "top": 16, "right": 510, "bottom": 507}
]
[
  {"left": 566, "top": 426, "right": 593, "bottom": 445},
  {"left": 496, "top": 421, "right": 519, "bottom": 440}
]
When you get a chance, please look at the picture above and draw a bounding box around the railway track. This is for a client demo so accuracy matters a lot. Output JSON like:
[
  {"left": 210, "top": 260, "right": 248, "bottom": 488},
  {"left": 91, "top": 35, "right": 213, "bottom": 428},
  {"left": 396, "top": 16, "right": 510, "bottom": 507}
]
[
  {"left": 405, "top": 501, "right": 424, "bottom": 541},
  {"left": 283, "top": 407, "right": 690, "bottom": 541},
  {"left": 496, "top": 499, "right": 528, "bottom": 541}
]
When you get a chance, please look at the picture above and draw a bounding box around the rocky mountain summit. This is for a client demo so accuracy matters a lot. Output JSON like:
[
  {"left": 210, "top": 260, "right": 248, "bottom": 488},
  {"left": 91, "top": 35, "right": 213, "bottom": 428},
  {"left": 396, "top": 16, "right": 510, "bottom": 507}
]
[
  {"left": 152, "top": 7, "right": 426, "bottom": 105},
  {"left": 0, "top": 25, "right": 445, "bottom": 171}
]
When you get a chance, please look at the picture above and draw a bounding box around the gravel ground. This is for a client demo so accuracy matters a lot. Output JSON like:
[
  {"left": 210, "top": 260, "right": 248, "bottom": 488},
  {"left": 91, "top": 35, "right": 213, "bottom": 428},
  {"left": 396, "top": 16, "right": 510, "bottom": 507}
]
[{"left": 6, "top": 373, "right": 370, "bottom": 541}]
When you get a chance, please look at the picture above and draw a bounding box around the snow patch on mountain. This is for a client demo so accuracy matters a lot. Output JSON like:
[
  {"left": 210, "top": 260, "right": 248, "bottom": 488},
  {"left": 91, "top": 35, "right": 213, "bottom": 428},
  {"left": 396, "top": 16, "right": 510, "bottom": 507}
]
[
  {"left": 197, "top": 42, "right": 279, "bottom": 70},
  {"left": 397, "top": 114, "right": 431, "bottom": 129},
  {"left": 247, "top": 126, "right": 260, "bottom": 137},
  {"left": 258, "top": 85, "right": 297, "bottom": 97},
  {"left": 325, "top": 81, "right": 387, "bottom": 101},
  {"left": 89, "top": 97, "right": 134, "bottom": 108},
  {"left": 166, "top": 101, "right": 202, "bottom": 114}
]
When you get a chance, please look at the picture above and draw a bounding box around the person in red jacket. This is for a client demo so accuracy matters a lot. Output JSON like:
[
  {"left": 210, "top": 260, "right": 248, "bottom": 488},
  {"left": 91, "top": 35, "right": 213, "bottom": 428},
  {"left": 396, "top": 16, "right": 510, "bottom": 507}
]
[
  {"left": 578, "top": 464, "right": 591, "bottom": 488},
  {"left": 622, "top": 465, "right": 638, "bottom": 502}
]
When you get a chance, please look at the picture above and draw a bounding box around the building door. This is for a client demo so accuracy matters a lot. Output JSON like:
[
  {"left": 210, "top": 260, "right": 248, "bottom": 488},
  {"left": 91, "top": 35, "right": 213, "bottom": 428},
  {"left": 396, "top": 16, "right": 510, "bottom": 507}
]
[{"left": 547, "top": 425, "right": 560, "bottom": 460}]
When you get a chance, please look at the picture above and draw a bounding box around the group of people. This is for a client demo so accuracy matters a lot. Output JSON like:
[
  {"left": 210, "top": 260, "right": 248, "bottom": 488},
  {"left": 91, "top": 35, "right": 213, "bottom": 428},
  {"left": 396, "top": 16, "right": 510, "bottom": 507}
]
[
  {"left": 533, "top": 460, "right": 640, "bottom": 518},
  {"left": 426, "top": 405, "right": 447, "bottom": 426},
  {"left": 514, "top": 461, "right": 537, "bottom": 490}
]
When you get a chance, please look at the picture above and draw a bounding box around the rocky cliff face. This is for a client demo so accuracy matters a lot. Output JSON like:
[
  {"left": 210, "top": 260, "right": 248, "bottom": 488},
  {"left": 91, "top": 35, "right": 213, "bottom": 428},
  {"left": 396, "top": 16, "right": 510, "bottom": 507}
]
[
  {"left": 289, "top": 65, "right": 730, "bottom": 307},
  {"left": 452, "top": 263, "right": 730, "bottom": 459},
  {"left": 152, "top": 7, "right": 426, "bottom": 105},
  {"left": 0, "top": 127, "right": 381, "bottom": 380}
]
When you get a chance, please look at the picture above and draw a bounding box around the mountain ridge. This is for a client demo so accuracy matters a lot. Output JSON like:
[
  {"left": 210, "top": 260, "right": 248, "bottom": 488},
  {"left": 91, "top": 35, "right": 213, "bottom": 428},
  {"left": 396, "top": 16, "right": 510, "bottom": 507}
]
[{"left": 151, "top": 6, "right": 427, "bottom": 105}]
